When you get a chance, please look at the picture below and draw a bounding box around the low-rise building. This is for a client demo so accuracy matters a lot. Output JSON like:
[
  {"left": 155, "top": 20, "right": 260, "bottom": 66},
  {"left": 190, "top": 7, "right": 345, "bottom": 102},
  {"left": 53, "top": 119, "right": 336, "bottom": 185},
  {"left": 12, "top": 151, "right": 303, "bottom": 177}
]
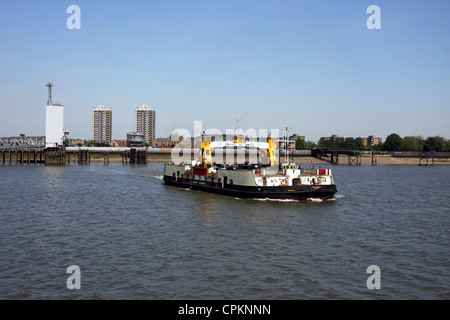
[
  {"left": 150, "top": 138, "right": 181, "bottom": 148},
  {"left": 363, "top": 135, "right": 382, "bottom": 147},
  {"left": 318, "top": 134, "right": 344, "bottom": 145},
  {"left": 279, "top": 134, "right": 305, "bottom": 150},
  {"left": 70, "top": 139, "right": 85, "bottom": 146},
  {"left": 110, "top": 140, "right": 127, "bottom": 147}
]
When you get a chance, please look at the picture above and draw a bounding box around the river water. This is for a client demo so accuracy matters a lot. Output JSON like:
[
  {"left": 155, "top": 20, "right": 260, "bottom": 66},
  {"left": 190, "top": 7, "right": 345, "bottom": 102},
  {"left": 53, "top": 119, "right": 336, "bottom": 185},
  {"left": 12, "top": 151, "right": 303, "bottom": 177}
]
[{"left": 0, "top": 162, "right": 448, "bottom": 299}]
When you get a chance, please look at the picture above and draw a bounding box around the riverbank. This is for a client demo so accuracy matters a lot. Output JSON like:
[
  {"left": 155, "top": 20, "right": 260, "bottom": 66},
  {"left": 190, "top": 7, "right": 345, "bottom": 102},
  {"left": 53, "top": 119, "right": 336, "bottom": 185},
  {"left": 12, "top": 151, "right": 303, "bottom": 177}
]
[
  {"left": 56, "top": 154, "right": 450, "bottom": 165},
  {"left": 294, "top": 155, "right": 450, "bottom": 165},
  {"left": 84, "top": 152, "right": 449, "bottom": 165},
  {"left": 2, "top": 149, "right": 449, "bottom": 165}
]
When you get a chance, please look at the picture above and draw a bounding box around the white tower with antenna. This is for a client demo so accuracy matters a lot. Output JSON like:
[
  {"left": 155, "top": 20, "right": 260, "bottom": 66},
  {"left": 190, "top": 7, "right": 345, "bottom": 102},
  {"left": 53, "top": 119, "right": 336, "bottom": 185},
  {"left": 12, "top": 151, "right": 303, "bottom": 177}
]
[{"left": 45, "top": 82, "right": 65, "bottom": 148}]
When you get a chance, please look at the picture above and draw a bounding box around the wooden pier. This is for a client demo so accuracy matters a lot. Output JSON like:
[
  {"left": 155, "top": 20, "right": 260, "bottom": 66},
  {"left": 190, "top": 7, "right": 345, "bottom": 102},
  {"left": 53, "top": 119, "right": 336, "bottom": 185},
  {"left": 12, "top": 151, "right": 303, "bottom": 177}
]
[
  {"left": 1, "top": 149, "right": 45, "bottom": 165},
  {"left": 311, "top": 148, "right": 361, "bottom": 165},
  {"left": 2, "top": 148, "right": 449, "bottom": 166},
  {"left": 418, "top": 151, "right": 435, "bottom": 166},
  {"left": 371, "top": 152, "right": 377, "bottom": 166},
  {"left": 0, "top": 147, "right": 150, "bottom": 166}
]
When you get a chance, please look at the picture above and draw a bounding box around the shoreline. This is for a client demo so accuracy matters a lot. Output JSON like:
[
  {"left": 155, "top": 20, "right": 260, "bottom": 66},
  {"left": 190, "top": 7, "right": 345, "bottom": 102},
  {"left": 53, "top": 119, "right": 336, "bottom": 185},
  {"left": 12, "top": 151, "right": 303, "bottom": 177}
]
[
  {"left": 293, "top": 155, "right": 450, "bottom": 166},
  {"left": 2, "top": 149, "right": 449, "bottom": 165},
  {"left": 85, "top": 155, "right": 449, "bottom": 165}
]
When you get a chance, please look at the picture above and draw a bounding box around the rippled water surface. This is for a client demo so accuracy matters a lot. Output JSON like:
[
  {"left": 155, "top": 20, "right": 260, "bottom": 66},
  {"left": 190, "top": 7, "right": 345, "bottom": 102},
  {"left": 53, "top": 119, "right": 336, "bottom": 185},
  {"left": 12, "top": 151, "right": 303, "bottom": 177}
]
[{"left": 0, "top": 162, "right": 449, "bottom": 299}]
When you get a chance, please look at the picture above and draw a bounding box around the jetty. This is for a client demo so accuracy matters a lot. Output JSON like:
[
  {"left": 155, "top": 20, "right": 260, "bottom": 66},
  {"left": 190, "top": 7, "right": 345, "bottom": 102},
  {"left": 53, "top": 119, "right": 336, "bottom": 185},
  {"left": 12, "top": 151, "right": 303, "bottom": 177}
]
[
  {"left": 1, "top": 145, "right": 449, "bottom": 166},
  {"left": 310, "top": 148, "right": 362, "bottom": 165}
]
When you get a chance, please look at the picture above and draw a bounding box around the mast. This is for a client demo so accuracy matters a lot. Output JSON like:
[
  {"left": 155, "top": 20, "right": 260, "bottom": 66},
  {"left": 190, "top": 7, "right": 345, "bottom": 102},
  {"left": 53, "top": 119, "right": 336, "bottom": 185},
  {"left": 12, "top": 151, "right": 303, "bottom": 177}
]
[
  {"left": 46, "top": 82, "right": 53, "bottom": 106},
  {"left": 234, "top": 118, "right": 242, "bottom": 132},
  {"left": 284, "top": 127, "right": 291, "bottom": 163}
]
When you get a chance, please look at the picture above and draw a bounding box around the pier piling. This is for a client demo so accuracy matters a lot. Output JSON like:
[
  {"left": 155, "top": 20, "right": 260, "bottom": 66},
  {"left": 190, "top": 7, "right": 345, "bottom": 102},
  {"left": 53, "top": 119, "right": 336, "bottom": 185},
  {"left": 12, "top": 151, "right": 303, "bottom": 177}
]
[
  {"left": 419, "top": 151, "right": 435, "bottom": 166},
  {"left": 371, "top": 152, "right": 377, "bottom": 166},
  {"left": 45, "top": 147, "right": 66, "bottom": 165}
]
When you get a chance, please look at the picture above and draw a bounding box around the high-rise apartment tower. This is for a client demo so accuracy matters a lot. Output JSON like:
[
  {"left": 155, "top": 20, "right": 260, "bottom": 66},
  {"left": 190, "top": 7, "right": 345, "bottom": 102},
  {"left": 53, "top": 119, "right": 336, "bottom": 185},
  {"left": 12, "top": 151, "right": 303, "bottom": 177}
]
[
  {"left": 92, "top": 105, "right": 112, "bottom": 143},
  {"left": 135, "top": 105, "right": 155, "bottom": 143}
]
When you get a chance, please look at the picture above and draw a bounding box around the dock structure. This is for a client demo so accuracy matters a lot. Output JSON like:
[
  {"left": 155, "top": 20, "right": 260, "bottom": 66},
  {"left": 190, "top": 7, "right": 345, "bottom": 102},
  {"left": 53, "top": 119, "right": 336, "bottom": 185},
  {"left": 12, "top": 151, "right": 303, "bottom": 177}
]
[
  {"left": 44, "top": 147, "right": 66, "bottom": 165},
  {"left": 0, "top": 147, "right": 154, "bottom": 166},
  {"left": 2, "top": 148, "right": 448, "bottom": 166},
  {"left": 77, "top": 150, "right": 90, "bottom": 165},
  {"left": 348, "top": 153, "right": 361, "bottom": 165},
  {"left": 121, "top": 151, "right": 128, "bottom": 164},
  {"left": 371, "top": 152, "right": 377, "bottom": 166},
  {"left": 419, "top": 151, "right": 435, "bottom": 166},
  {"left": 391, "top": 151, "right": 447, "bottom": 166},
  {"left": 129, "top": 148, "right": 147, "bottom": 164},
  {"left": 311, "top": 148, "right": 361, "bottom": 165},
  {"left": 1, "top": 148, "right": 45, "bottom": 165},
  {"left": 0, "top": 136, "right": 46, "bottom": 149}
]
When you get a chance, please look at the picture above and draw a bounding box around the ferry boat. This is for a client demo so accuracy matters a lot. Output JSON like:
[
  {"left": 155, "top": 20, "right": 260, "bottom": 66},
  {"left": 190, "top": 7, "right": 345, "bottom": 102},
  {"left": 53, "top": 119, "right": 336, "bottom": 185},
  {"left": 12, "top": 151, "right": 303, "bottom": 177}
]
[{"left": 163, "top": 135, "right": 337, "bottom": 201}]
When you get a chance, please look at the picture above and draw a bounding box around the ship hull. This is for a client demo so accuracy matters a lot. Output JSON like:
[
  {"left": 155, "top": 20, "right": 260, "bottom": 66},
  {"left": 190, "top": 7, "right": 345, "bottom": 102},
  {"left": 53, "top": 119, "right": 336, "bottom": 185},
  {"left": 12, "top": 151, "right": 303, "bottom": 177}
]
[{"left": 163, "top": 175, "right": 337, "bottom": 200}]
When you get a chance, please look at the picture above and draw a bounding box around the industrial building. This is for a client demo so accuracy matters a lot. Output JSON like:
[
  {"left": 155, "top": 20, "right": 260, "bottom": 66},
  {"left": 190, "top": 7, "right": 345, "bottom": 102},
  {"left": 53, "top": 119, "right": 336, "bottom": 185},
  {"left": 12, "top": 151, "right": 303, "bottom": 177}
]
[
  {"left": 45, "top": 83, "right": 67, "bottom": 148},
  {"left": 127, "top": 132, "right": 145, "bottom": 147}
]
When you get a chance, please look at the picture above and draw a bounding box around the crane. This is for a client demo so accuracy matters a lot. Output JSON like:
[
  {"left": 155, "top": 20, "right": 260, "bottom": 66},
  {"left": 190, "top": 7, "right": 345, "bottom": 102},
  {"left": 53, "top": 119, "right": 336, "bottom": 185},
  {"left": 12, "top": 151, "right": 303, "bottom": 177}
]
[{"left": 200, "top": 135, "right": 278, "bottom": 168}]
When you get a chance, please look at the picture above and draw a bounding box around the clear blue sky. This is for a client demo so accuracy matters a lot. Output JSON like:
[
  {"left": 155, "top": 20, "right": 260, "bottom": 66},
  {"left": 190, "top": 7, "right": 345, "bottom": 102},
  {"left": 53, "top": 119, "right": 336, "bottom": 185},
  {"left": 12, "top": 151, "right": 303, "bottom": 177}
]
[{"left": 0, "top": 0, "right": 449, "bottom": 142}]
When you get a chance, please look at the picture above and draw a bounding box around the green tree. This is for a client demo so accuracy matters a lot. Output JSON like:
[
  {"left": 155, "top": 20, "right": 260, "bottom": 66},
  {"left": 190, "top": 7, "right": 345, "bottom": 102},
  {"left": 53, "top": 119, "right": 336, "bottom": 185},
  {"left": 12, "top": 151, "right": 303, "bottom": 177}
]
[
  {"left": 443, "top": 140, "right": 450, "bottom": 152},
  {"left": 85, "top": 140, "right": 97, "bottom": 147},
  {"left": 296, "top": 137, "right": 317, "bottom": 150},
  {"left": 423, "top": 136, "right": 444, "bottom": 152},
  {"left": 383, "top": 133, "right": 402, "bottom": 151},
  {"left": 319, "top": 137, "right": 344, "bottom": 150},
  {"left": 342, "top": 137, "right": 356, "bottom": 150},
  {"left": 354, "top": 137, "right": 365, "bottom": 151},
  {"left": 400, "top": 136, "right": 424, "bottom": 151},
  {"left": 341, "top": 137, "right": 365, "bottom": 150},
  {"left": 295, "top": 137, "right": 306, "bottom": 150},
  {"left": 305, "top": 140, "right": 317, "bottom": 150},
  {"left": 370, "top": 142, "right": 384, "bottom": 152}
]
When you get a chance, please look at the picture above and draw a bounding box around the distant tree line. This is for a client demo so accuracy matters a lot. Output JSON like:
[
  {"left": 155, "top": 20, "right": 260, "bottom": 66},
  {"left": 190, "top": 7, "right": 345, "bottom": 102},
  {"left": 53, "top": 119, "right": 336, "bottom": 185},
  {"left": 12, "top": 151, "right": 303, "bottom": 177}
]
[
  {"left": 381, "top": 134, "right": 450, "bottom": 152},
  {"left": 318, "top": 137, "right": 366, "bottom": 151},
  {"left": 83, "top": 140, "right": 110, "bottom": 147},
  {"left": 295, "top": 134, "right": 450, "bottom": 152}
]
